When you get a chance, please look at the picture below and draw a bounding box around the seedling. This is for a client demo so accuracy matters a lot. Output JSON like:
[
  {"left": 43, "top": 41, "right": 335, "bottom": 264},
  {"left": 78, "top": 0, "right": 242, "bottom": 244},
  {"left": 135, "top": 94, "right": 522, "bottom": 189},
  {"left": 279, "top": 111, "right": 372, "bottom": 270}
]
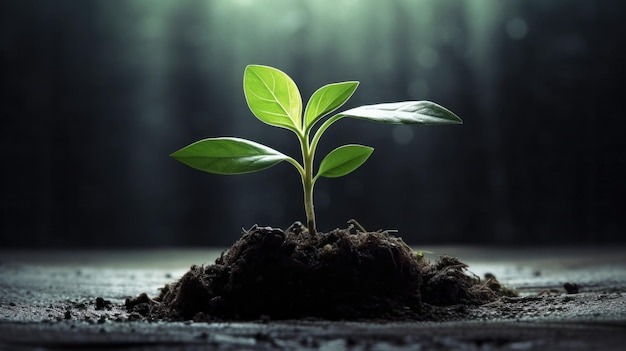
[{"left": 171, "top": 65, "right": 462, "bottom": 236}]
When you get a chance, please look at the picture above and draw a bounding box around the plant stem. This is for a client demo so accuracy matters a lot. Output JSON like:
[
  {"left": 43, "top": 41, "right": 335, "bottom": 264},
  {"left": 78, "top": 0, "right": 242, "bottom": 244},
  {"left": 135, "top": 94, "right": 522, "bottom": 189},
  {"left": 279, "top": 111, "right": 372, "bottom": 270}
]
[
  {"left": 300, "top": 114, "right": 346, "bottom": 236},
  {"left": 301, "top": 135, "right": 317, "bottom": 236},
  {"left": 303, "top": 174, "right": 316, "bottom": 236}
]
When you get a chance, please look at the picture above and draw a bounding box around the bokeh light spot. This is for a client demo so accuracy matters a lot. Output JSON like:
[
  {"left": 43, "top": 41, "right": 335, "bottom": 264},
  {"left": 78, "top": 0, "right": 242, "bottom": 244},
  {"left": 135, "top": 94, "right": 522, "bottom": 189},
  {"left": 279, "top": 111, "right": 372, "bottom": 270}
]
[{"left": 506, "top": 18, "right": 528, "bottom": 40}]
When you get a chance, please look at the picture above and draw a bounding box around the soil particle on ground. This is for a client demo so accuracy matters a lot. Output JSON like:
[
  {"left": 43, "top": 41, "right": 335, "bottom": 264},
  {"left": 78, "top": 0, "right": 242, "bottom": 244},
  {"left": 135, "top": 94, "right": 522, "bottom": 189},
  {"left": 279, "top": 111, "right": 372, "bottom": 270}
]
[
  {"left": 95, "top": 297, "right": 112, "bottom": 310},
  {"left": 564, "top": 282, "right": 580, "bottom": 294},
  {"left": 140, "top": 224, "right": 514, "bottom": 321},
  {"left": 125, "top": 292, "right": 157, "bottom": 317}
]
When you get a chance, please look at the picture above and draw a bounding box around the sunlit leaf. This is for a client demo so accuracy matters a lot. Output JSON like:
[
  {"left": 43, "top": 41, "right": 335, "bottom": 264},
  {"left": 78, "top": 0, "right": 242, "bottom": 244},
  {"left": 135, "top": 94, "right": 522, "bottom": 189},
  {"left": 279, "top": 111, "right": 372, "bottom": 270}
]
[
  {"left": 317, "top": 144, "right": 374, "bottom": 179},
  {"left": 244, "top": 65, "right": 302, "bottom": 133},
  {"left": 304, "top": 81, "right": 359, "bottom": 130},
  {"left": 170, "top": 137, "right": 288, "bottom": 175},
  {"left": 339, "top": 101, "right": 462, "bottom": 125}
]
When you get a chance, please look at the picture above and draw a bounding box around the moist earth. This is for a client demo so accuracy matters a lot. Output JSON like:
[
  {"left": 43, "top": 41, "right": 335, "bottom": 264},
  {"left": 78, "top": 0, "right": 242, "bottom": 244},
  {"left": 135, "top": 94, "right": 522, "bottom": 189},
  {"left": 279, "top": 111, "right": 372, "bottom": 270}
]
[{"left": 130, "top": 223, "right": 515, "bottom": 321}]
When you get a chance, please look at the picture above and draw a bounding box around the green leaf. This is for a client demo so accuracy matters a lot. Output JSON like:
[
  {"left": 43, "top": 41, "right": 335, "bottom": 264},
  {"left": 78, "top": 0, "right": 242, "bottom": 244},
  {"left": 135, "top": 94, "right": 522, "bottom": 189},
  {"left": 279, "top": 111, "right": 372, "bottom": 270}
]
[
  {"left": 304, "top": 81, "right": 359, "bottom": 131},
  {"left": 244, "top": 65, "right": 302, "bottom": 133},
  {"left": 317, "top": 144, "right": 374, "bottom": 179},
  {"left": 170, "top": 137, "right": 289, "bottom": 175},
  {"left": 339, "top": 101, "right": 462, "bottom": 125}
]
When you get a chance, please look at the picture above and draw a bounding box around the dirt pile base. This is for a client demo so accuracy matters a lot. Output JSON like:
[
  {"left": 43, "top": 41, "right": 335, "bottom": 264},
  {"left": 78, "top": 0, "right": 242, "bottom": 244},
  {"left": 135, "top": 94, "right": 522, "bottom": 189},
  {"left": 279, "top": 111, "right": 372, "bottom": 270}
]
[{"left": 133, "top": 224, "right": 513, "bottom": 321}]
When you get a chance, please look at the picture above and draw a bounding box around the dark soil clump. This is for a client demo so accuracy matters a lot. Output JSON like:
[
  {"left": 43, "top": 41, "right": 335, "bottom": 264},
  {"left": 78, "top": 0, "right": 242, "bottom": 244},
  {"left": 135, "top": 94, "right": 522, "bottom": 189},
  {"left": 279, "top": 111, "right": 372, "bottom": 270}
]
[{"left": 144, "top": 223, "right": 513, "bottom": 321}]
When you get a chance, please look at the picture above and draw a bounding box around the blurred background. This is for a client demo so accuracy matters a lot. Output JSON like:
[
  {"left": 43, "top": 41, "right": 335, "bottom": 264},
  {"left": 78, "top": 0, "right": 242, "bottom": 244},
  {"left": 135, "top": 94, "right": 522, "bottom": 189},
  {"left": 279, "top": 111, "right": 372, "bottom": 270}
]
[{"left": 1, "top": 0, "right": 625, "bottom": 248}]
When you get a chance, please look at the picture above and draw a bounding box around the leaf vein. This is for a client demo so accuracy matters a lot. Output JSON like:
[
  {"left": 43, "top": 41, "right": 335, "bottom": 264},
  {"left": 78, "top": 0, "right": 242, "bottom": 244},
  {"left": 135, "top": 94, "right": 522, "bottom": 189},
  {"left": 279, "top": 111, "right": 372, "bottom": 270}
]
[{"left": 251, "top": 69, "right": 294, "bottom": 127}]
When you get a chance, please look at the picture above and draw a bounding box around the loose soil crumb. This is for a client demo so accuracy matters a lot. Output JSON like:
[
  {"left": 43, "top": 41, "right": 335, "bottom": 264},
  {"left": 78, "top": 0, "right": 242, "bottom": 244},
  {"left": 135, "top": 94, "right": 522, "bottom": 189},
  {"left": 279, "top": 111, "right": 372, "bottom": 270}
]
[{"left": 135, "top": 223, "right": 515, "bottom": 321}]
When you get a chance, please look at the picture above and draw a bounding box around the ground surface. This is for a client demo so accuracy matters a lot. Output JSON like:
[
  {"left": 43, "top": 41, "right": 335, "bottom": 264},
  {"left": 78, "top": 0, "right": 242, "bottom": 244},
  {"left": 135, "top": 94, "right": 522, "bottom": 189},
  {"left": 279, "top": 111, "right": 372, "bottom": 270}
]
[{"left": 1, "top": 245, "right": 625, "bottom": 350}]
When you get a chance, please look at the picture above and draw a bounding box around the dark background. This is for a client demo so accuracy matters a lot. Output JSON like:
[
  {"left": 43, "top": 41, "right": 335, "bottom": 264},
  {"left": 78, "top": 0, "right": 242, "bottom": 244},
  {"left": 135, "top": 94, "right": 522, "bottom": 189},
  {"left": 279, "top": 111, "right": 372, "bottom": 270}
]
[{"left": 2, "top": 0, "right": 625, "bottom": 247}]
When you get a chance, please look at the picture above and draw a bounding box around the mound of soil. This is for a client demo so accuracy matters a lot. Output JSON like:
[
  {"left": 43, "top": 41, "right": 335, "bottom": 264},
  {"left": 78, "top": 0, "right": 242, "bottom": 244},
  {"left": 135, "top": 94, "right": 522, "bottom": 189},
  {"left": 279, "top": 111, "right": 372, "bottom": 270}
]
[{"left": 134, "top": 223, "right": 514, "bottom": 321}]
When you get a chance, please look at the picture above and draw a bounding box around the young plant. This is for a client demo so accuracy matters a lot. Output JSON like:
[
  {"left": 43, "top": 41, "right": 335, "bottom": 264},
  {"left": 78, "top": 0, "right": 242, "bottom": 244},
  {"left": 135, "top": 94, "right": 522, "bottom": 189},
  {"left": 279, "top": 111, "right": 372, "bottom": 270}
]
[{"left": 171, "top": 65, "right": 462, "bottom": 236}]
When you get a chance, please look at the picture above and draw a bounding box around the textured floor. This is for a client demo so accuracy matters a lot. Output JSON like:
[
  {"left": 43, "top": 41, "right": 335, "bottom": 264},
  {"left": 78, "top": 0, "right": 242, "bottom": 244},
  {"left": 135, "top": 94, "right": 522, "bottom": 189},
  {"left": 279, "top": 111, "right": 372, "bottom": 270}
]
[{"left": 1, "top": 246, "right": 625, "bottom": 350}]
